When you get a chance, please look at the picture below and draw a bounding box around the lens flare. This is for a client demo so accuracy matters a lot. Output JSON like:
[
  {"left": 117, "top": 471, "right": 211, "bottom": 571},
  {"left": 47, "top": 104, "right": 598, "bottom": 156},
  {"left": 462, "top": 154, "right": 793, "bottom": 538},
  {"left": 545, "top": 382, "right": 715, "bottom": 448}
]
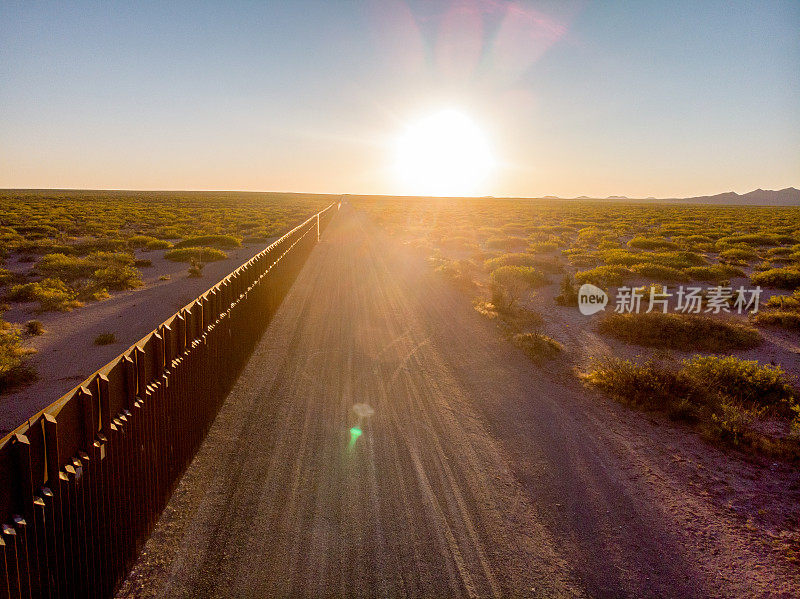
[{"left": 348, "top": 426, "right": 363, "bottom": 451}]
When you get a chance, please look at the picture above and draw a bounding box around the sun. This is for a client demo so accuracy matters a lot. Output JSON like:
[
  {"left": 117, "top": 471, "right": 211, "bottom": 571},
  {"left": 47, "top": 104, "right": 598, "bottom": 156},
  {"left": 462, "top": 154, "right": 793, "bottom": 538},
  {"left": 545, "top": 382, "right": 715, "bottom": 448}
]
[{"left": 394, "top": 109, "right": 495, "bottom": 197}]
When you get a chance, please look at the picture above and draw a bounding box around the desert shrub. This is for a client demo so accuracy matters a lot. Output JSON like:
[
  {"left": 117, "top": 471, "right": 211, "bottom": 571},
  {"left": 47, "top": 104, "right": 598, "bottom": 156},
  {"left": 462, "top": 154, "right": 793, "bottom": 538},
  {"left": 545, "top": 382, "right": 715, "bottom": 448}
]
[
  {"left": 512, "top": 332, "right": 563, "bottom": 362},
  {"left": 682, "top": 355, "right": 795, "bottom": 410},
  {"left": 484, "top": 253, "right": 563, "bottom": 274},
  {"left": 35, "top": 253, "right": 96, "bottom": 280},
  {"left": 583, "top": 357, "right": 697, "bottom": 412},
  {"left": 159, "top": 274, "right": 171, "bottom": 281},
  {"left": 598, "top": 312, "right": 761, "bottom": 351},
  {"left": 763, "top": 290, "right": 800, "bottom": 310},
  {"left": 145, "top": 239, "right": 173, "bottom": 250},
  {"left": 598, "top": 249, "right": 643, "bottom": 267},
  {"left": 584, "top": 355, "right": 800, "bottom": 454},
  {"left": 683, "top": 235, "right": 713, "bottom": 244},
  {"left": 753, "top": 311, "right": 800, "bottom": 330},
  {"left": 718, "top": 233, "right": 796, "bottom": 246},
  {"left": 90, "top": 251, "right": 135, "bottom": 266},
  {"left": 555, "top": 274, "right": 579, "bottom": 306},
  {"left": 439, "top": 236, "right": 477, "bottom": 252},
  {"left": 0, "top": 322, "right": 36, "bottom": 392},
  {"left": 571, "top": 255, "right": 600, "bottom": 267},
  {"left": 751, "top": 267, "right": 800, "bottom": 290},
  {"left": 174, "top": 234, "right": 241, "bottom": 249},
  {"left": 647, "top": 251, "right": 708, "bottom": 268},
  {"left": 93, "top": 332, "right": 117, "bottom": 345},
  {"left": 164, "top": 247, "right": 227, "bottom": 262},
  {"left": 575, "top": 265, "right": 630, "bottom": 288},
  {"left": 25, "top": 320, "right": 44, "bottom": 335},
  {"left": 719, "top": 248, "right": 758, "bottom": 262},
  {"left": 765, "top": 247, "right": 793, "bottom": 258},
  {"left": 752, "top": 291, "right": 800, "bottom": 330},
  {"left": 485, "top": 236, "right": 528, "bottom": 251},
  {"left": 35, "top": 251, "right": 135, "bottom": 282},
  {"left": 128, "top": 235, "right": 171, "bottom": 249},
  {"left": 490, "top": 266, "right": 548, "bottom": 310},
  {"left": 0, "top": 268, "right": 22, "bottom": 286},
  {"left": 7, "top": 279, "right": 82, "bottom": 312},
  {"left": 432, "top": 258, "right": 475, "bottom": 289},
  {"left": 528, "top": 241, "right": 559, "bottom": 254},
  {"left": 91, "top": 265, "right": 143, "bottom": 291},
  {"left": 629, "top": 263, "right": 688, "bottom": 282},
  {"left": 72, "top": 238, "right": 127, "bottom": 254},
  {"left": 627, "top": 236, "right": 679, "bottom": 250},
  {"left": 684, "top": 264, "right": 745, "bottom": 283},
  {"left": 188, "top": 260, "right": 204, "bottom": 278}
]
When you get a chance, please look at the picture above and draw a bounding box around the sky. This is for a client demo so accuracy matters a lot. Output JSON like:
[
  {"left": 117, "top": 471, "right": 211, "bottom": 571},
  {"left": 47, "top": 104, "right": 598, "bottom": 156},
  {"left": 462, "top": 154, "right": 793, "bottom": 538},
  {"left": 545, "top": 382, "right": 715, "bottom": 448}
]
[{"left": 0, "top": 0, "right": 798, "bottom": 198}]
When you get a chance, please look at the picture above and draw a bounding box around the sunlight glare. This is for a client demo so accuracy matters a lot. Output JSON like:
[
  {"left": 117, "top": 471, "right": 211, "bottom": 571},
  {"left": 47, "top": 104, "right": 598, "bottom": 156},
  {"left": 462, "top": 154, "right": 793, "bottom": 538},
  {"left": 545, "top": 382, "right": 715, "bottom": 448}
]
[{"left": 395, "top": 109, "right": 495, "bottom": 197}]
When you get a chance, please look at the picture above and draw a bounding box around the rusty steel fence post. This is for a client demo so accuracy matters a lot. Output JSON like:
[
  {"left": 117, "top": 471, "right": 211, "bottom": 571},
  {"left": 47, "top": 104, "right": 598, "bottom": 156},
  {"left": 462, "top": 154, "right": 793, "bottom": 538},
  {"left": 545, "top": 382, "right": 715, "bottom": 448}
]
[{"left": 0, "top": 203, "right": 336, "bottom": 598}]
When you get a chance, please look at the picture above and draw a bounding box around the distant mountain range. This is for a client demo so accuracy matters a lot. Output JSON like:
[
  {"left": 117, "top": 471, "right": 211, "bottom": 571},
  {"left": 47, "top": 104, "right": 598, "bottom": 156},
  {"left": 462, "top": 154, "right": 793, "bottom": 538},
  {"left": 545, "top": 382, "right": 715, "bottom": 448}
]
[
  {"left": 669, "top": 187, "right": 800, "bottom": 206},
  {"left": 553, "top": 188, "right": 799, "bottom": 206}
]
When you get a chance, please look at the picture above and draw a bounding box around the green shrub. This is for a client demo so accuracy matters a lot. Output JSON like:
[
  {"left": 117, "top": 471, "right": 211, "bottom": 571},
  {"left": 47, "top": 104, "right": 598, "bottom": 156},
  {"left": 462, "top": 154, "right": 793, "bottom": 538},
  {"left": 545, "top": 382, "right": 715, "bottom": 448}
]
[
  {"left": 93, "top": 332, "right": 117, "bottom": 345},
  {"left": 91, "top": 264, "right": 143, "bottom": 291},
  {"left": 7, "top": 279, "right": 82, "bottom": 312},
  {"left": 629, "top": 263, "right": 688, "bottom": 282},
  {"left": 753, "top": 311, "right": 800, "bottom": 330},
  {"left": 432, "top": 258, "right": 475, "bottom": 289},
  {"left": 583, "top": 357, "right": 696, "bottom": 411},
  {"left": 128, "top": 235, "right": 170, "bottom": 249},
  {"left": 751, "top": 267, "right": 800, "bottom": 290},
  {"left": 188, "top": 259, "right": 204, "bottom": 277},
  {"left": 35, "top": 253, "right": 95, "bottom": 280},
  {"left": 145, "top": 239, "right": 173, "bottom": 250},
  {"left": 598, "top": 249, "right": 643, "bottom": 266},
  {"left": 764, "top": 290, "right": 800, "bottom": 309},
  {"left": 35, "top": 251, "right": 135, "bottom": 282},
  {"left": 765, "top": 247, "right": 792, "bottom": 258},
  {"left": 25, "top": 320, "right": 44, "bottom": 336},
  {"left": 627, "top": 236, "right": 679, "bottom": 250},
  {"left": 0, "top": 323, "right": 36, "bottom": 392},
  {"left": 598, "top": 312, "right": 762, "bottom": 351},
  {"left": 174, "top": 234, "right": 241, "bottom": 249},
  {"left": 647, "top": 251, "right": 708, "bottom": 268},
  {"left": 72, "top": 238, "right": 127, "bottom": 254},
  {"left": 584, "top": 355, "right": 800, "bottom": 455},
  {"left": 485, "top": 236, "right": 528, "bottom": 251},
  {"left": 490, "top": 266, "right": 548, "bottom": 310},
  {"left": 512, "top": 332, "right": 563, "bottom": 362},
  {"left": 555, "top": 274, "right": 579, "bottom": 306},
  {"left": 719, "top": 248, "right": 758, "bottom": 262},
  {"left": 718, "top": 233, "right": 797, "bottom": 246},
  {"left": 575, "top": 265, "right": 630, "bottom": 288},
  {"left": 484, "top": 253, "right": 563, "bottom": 274},
  {"left": 682, "top": 355, "right": 795, "bottom": 409},
  {"left": 528, "top": 241, "right": 559, "bottom": 254},
  {"left": 684, "top": 264, "right": 745, "bottom": 283},
  {"left": 164, "top": 247, "right": 228, "bottom": 262}
]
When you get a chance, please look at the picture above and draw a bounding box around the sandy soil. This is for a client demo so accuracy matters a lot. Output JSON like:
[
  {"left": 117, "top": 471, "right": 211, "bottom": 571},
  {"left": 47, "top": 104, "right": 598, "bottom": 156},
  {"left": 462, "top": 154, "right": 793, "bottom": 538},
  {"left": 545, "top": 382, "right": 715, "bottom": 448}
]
[
  {"left": 0, "top": 241, "right": 274, "bottom": 434},
  {"left": 119, "top": 206, "right": 800, "bottom": 598}
]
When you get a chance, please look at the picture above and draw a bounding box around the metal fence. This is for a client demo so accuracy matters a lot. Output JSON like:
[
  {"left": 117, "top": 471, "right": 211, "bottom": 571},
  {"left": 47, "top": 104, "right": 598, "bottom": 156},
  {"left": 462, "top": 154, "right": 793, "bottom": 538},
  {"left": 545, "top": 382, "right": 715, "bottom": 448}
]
[{"left": 0, "top": 203, "right": 337, "bottom": 598}]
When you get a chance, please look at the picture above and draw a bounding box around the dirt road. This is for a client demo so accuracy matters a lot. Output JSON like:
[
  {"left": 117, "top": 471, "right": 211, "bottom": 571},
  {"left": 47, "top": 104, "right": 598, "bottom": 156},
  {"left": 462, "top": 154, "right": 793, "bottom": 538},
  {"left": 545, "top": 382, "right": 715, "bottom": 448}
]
[{"left": 119, "top": 206, "right": 800, "bottom": 598}]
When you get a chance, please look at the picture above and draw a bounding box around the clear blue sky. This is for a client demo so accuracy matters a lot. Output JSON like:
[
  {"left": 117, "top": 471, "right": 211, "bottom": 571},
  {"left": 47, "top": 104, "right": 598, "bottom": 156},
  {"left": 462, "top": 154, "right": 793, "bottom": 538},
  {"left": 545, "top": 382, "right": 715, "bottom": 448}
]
[{"left": 1, "top": 0, "right": 797, "bottom": 197}]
